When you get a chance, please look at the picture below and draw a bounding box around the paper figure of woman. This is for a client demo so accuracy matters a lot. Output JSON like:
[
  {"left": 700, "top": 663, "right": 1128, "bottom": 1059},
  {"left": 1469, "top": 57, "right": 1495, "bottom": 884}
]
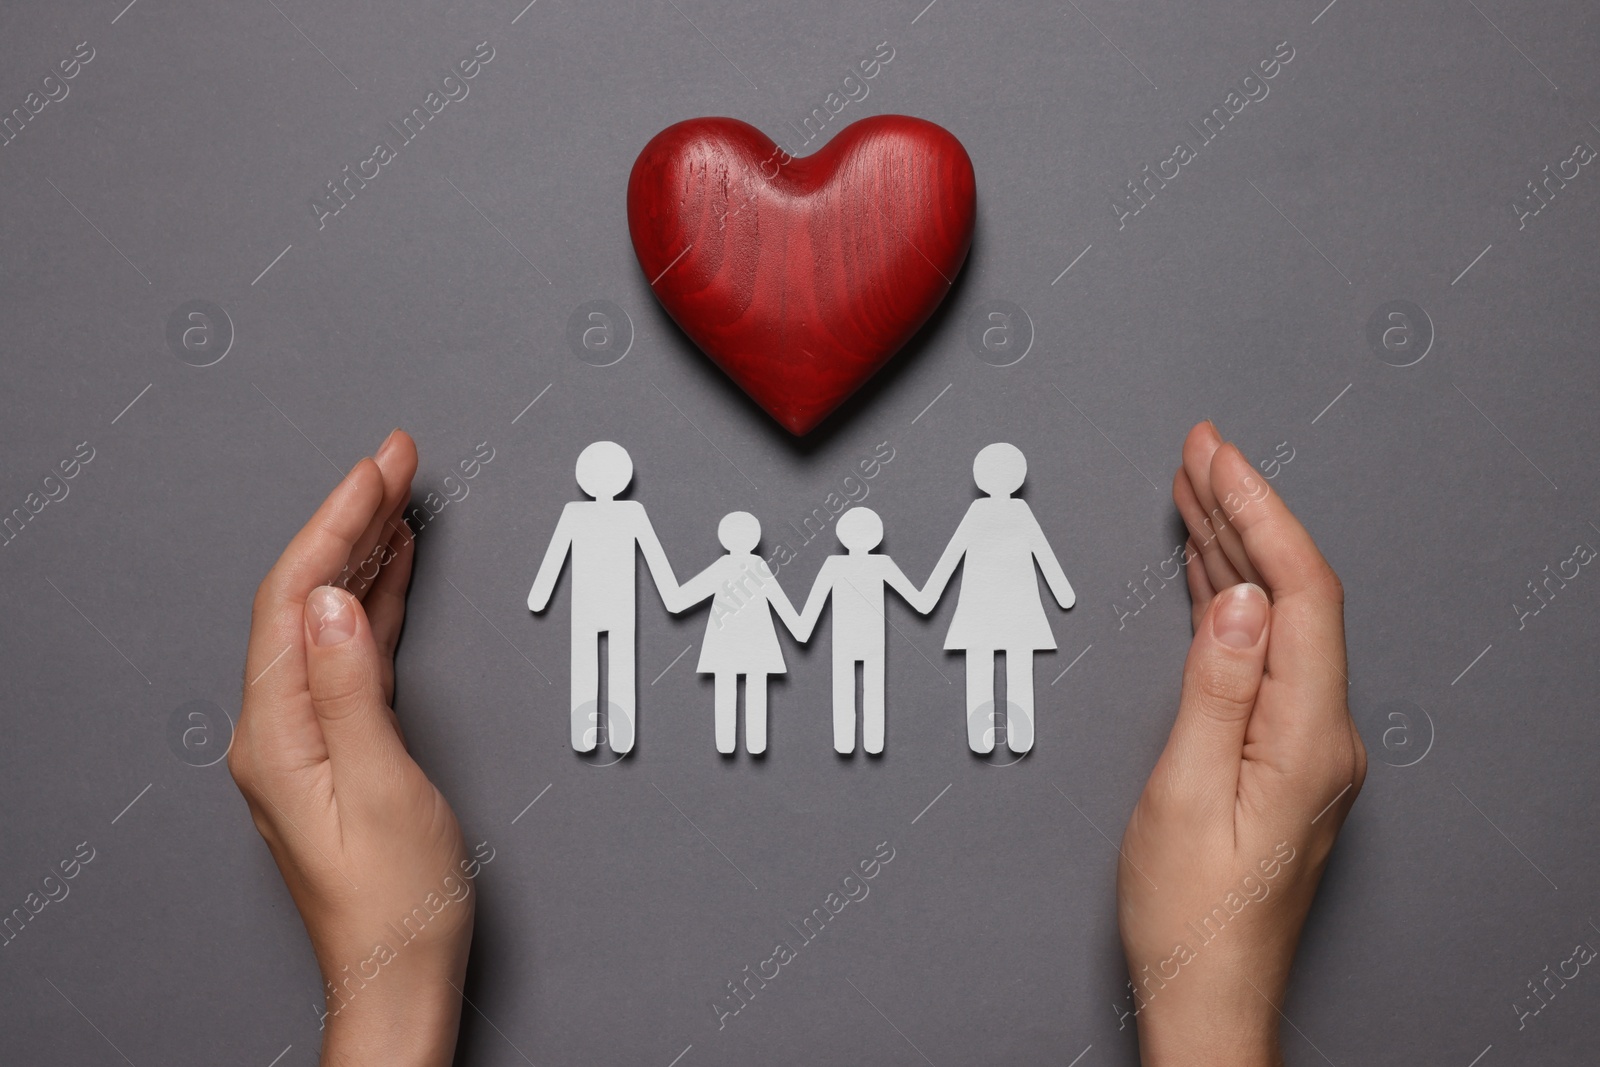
[{"left": 920, "top": 444, "right": 1075, "bottom": 754}]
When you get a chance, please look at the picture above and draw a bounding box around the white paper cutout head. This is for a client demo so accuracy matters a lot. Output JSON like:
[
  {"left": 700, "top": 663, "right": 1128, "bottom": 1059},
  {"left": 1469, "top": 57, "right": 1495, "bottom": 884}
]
[
  {"left": 836, "top": 507, "right": 883, "bottom": 552},
  {"left": 575, "top": 441, "right": 632, "bottom": 500},
  {"left": 973, "top": 442, "right": 1026, "bottom": 497},
  {"left": 717, "top": 511, "right": 761, "bottom": 553}
]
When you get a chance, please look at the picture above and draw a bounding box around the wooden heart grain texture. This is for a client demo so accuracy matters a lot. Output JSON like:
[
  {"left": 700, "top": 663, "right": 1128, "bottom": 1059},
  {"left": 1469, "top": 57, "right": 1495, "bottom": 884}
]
[{"left": 627, "top": 115, "right": 977, "bottom": 435}]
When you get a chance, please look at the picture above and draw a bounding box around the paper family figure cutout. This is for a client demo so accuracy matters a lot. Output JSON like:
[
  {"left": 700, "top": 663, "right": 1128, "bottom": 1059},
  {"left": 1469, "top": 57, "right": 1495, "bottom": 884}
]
[
  {"left": 791, "top": 507, "right": 929, "bottom": 755},
  {"left": 670, "top": 512, "right": 804, "bottom": 755},
  {"left": 526, "top": 442, "right": 678, "bottom": 754},
  {"left": 920, "top": 443, "right": 1076, "bottom": 754},
  {"left": 527, "top": 442, "right": 1073, "bottom": 757}
]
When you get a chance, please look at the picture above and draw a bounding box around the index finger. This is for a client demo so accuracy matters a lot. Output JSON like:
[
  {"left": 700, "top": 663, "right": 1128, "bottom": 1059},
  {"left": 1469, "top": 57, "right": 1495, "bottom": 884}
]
[
  {"left": 1207, "top": 443, "right": 1348, "bottom": 695},
  {"left": 244, "top": 459, "right": 387, "bottom": 690},
  {"left": 1208, "top": 444, "right": 1342, "bottom": 605}
]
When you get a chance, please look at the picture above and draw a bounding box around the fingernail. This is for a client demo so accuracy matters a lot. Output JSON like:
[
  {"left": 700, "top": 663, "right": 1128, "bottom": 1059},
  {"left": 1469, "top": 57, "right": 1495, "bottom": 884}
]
[
  {"left": 1213, "top": 583, "right": 1268, "bottom": 648},
  {"left": 1203, "top": 419, "right": 1221, "bottom": 443},
  {"left": 307, "top": 586, "right": 356, "bottom": 646},
  {"left": 375, "top": 428, "right": 401, "bottom": 464}
]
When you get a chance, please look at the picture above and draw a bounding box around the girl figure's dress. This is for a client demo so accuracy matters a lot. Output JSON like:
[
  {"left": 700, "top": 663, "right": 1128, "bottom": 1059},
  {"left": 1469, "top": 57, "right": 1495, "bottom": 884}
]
[
  {"left": 693, "top": 555, "right": 790, "bottom": 678},
  {"left": 672, "top": 518, "right": 803, "bottom": 755}
]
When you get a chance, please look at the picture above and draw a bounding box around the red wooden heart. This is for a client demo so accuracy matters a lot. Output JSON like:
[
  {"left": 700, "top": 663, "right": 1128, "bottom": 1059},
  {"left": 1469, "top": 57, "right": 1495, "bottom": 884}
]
[{"left": 627, "top": 116, "right": 976, "bottom": 435}]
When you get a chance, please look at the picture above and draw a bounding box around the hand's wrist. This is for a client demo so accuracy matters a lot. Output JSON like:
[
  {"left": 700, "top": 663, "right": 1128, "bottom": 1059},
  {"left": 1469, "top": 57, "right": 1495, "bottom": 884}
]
[
  {"left": 1136, "top": 1010, "right": 1280, "bottom": 1067},
  {"left": 321, "top": 970, "right": 465, "bottom": 1067},
  {"left": 1132, "top": 981, "right": 1281, "bottom": 1067},
  {"left": 309, "top": 876, "right": 476, "bottom": 1060},
  {"left": 317, "top": 927, "right": 471, "bottom": 1067},
  {"left": 1125, "top": 951, "right": 1284, "bottom": 1067}
]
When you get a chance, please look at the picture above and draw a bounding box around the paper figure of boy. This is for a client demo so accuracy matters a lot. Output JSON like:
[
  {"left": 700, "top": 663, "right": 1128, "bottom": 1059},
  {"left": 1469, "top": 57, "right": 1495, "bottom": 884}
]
[
  {"left": 527, "top": 442, "right": 679, "bottom": 755},
  {"left": 792, "top": 507, "right": 931, "bottom": 755},
  {"left": 670, "top": 512, "right": 804, "bottom": 755}
]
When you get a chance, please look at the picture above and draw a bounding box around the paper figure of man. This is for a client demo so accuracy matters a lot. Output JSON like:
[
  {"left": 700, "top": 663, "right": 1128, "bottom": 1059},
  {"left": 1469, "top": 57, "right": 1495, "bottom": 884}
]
[
  {"left": 920, "top": 443, "right": 1074, "bottom": 754},
  {"left": 527, "top": 442, "right": 679, "bottom": 754},
  {"left": 792, "top": 507, "right": 931, "bottom": 755}
]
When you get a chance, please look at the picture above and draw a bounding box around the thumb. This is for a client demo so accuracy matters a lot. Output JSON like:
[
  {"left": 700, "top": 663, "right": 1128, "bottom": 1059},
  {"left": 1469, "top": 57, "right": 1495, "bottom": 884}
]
[
  {"left": 1163, "top": 582, "right": 1272, "bottom": 802},
  {"left": 304, "top": 585, "right": 402, "bottom": 773}
]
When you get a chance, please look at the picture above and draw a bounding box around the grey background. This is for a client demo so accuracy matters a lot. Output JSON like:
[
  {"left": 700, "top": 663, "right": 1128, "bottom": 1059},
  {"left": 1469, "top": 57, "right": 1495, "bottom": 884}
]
[{"left": 1, "top": 0, "right": 1596, "bottom": 1063}]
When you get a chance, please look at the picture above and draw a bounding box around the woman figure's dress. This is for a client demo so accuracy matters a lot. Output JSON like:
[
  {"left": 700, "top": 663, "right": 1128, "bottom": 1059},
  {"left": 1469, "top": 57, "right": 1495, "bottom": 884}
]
[{"left": 939, "top": 498, "right": 1061, "bottom": 654}]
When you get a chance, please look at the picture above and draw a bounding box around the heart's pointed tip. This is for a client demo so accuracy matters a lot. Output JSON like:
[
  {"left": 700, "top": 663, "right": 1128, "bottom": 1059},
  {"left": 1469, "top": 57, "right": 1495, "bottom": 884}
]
[{"left": 775, "top": 409, "right": 822, "bottom": 436}]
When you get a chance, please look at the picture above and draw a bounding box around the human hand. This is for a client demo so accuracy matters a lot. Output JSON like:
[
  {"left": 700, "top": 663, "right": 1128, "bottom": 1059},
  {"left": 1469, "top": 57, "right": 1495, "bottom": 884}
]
[
  {"left": 1116, "top": 421, "right": 1366, "bottom": 1066},
  {"left": 230, "top": 431, "right": 475, "bottom": 1067}
]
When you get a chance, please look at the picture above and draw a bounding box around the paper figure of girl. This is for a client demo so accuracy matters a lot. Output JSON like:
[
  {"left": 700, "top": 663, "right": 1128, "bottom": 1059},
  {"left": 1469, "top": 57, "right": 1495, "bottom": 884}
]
[
  {"left": 670, "top": 512, "right": 804, "bottom": 755},
  {"left": 919, "top": 443, "right": 1075, "bottom": 754}
]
